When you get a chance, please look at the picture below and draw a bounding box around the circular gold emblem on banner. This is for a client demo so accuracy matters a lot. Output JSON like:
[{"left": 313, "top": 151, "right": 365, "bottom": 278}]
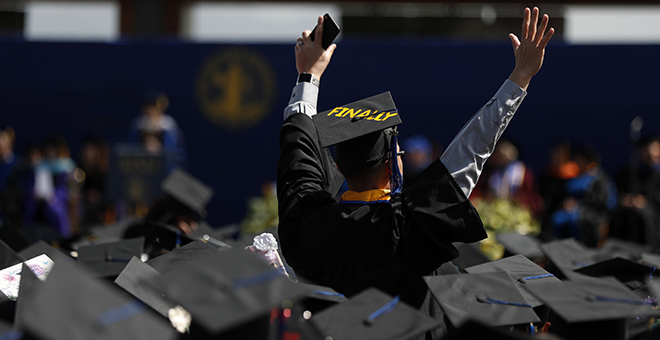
[{"left": 196, "top": 47, "right": 277, "bottom": 130}]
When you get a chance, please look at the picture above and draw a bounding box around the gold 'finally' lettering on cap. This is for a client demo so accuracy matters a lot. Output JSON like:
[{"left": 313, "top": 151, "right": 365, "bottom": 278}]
[
  {"left": 343, "top": 109, "right": 362, "bottom": 118},
  {"left": 327, "top": 107, "right": 343, "bottom": 116},
  {"left": 367, "top": 112, "right": 383, "bottom": 121},
  {"left": 382, "top": 112, "right": 398, "bottom": 121},
  {"left": 326, "top": 107, "right": 398, "bottom": 121},
  {"left": 356, "top": 110, "right": 374, "bottom": 119}
]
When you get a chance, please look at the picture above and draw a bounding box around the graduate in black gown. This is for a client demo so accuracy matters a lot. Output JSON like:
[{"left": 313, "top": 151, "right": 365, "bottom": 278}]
[{"left": 277, "top": 9, "right": 554, "bottom": 338}]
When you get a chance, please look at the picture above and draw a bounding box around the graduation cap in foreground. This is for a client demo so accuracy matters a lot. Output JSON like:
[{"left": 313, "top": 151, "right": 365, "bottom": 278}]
[
  {"left": 0, "top": 289, "right": 14, "bottom": 325},
  {"left": 77, "top": 237, "right": 144, "bottom": 278},
  {"left": 295, "top": 282, "right": 348, "bottom": 315},
  {"left": 573, "top": 257, "right": 658, "bottom": 289},
  {"left": 13, "top": 263, "right": 42, "bottom": 330},
  {"left": 525, "top": 277, "right": 660, "bottom": 340},
  {"left": 16, "top": 260, "right": 177, "bottom": 340},
  {"left": 594, "top": 238, "right": 650, "bottom": 262},
  {"left": 314, "top": 92, "right": 402, "bottom": 174},
  {"left": 161, "top": 168, "right": 215, "bottom": 218},
  {"left": 311, "top": 287, "right": 442, "bottom": 340},
  {"left": 187, "top": 220, "right": 233, "bottom": 250},
  {"left": 0, "top": 319, "right": 22, "bottom": 340},
  {"left": 114, "top": 257, "right": 178, "bottom": 317},
  {"left": 465, "top": 254, "right": 561, "bottom": 308},
  {"left": 0, "top": 239, "right": 21, "bottom": 270},
  {"left": 451, "top": 242, "right": 491, "bottom": 272},
  {"left": 145, "top": 239, "right": 221, "bottom": 274},
  {"left": 147, "top": 247, "right": 307, "bottom": 336},
  {"left": 540, "top": 238, "right": 596, "bottom": 281},
  {"left": 18, "top": 240, "right": 72, "bottom": 262},
  {"left": 496, "top": 232, "right": 544, "bottom": 261},
  {"left": 424, "top": 271, "right": 540, "bottom": 328}
]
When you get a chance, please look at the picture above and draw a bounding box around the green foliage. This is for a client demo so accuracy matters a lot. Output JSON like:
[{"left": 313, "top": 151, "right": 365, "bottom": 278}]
[
  {"left": 473, "top": 198, "right": 540, "bottom": 260},
  {"left": 240, "top": 183, "right": 279, "bottom": 236}
]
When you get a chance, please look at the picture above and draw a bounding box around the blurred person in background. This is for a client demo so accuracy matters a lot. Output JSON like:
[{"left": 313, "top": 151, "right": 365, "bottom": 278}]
[
  {"left": 538, "top": 139, "right": 579, "bottom": 241},
  {"left": 471, "top": 138, "right": 544, "bottom": 219},
  {"left": 0, "top": 127, "right": 18, "bottom": 192},
  {"left": 77, "top": 136, "right": 109, "bottom": 231},
  {"left": 0, "top": 126, "right": 21, "bottom": 225},
  {"left": 23, "top": 136, "right": 79, "bottom": 239},
  {"left": 128, "top": 89, "right": 188, "bottom": 170},
  {"left": 609, "top": 135, "right": 660, "bottom": 249},
  {"left": 547, "top": 146, "right": 617, "bottom": 247},
  {"left": 401, "top": 134, "right": 435, "bottom": 182}
]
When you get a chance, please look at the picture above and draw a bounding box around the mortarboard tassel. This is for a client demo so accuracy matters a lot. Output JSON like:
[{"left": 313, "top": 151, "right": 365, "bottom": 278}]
[
  {"left": 476, "top": 296, "right": 532, "bottom": 308},
  {"left": 389, "top": 128, "right": 404, "bottom": 195},
  {"left": 363, "top": 295, "right": 400, "bottom": 326},
  {"left": 310, "top": 290, "right": 346, "bottom": 298},
  {"left": 518, "top": 273, "right": 555, "bottom": 283}
]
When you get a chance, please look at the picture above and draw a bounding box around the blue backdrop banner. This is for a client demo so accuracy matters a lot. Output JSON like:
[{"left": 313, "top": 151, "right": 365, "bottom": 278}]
[{"left": 2, "top": 39, "right": 659, "bottom": 227}]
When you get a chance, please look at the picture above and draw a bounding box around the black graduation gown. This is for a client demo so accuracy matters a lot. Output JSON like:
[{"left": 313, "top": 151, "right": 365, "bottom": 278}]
[{"left": 277, "top": 113, "right": 486, "bottom": 307}]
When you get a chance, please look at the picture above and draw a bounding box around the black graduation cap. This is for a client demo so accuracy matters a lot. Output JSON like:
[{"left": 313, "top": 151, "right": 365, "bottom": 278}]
[
  {"left": 424, "top": 271, "right": 540, "bottom": 328},
  {"left": 313, "top": 92, "right": 402, "bottom": 174},
  {"left": 295, "top": 282, "right": 348, "bottom": 315},
  {"left": 145, "top": 239, "right": 222, "bottom": 274},
  {"left": 539, "top": 238, "right": 596, "bottom": 281},
  {"left": 465, "top": 254, "right": 561, "bottom": 308},
  {"left": 0, "top": 319, "right": 22, "bottom": 340},
  {"left": 311, "top": 287, "right": 442, "bottom": 340},
  {"left": 573, "top": 257, "right": 658, "bottom": 289},
  {"left": 640, "top": 252, "right": 660, "bottom": 269},
  {"left": 161, "top": 168, "right": 214, "bottom": 218},
  {"left": 0, "top": 239, "right": 21, "bottom": 270},
  {"left": 451, "top": 242, "right": 491, "bottom": 272},
  {"left": 525, "top": 277, "right": 660, "bottom": 340},
  {"left": 298, "top": 282, "right": 347, "bottom": 304},
  {"left": 595, "top": 238, "right": 650, "bottom": 262},
  {"left": 114, "top": 257, "right": 178, "bottom": 317},
  {"left": 76, "top": 237, "right": 145, "bottom": 278},
  {"left": 15, "top": 259, "right": 177, "bottom": 340},
  {"left": 496, "top": 232, "right": 544, "bottom": 261},
  {"left": 146, "top": 247, "right": 307, "bottom": 336},
  {"left": 18, "top": 240, "right": 72, "bottom": 263},
  {"left": 188, "top": 220, "right": 233, "bottom": 250},
  {"left": 0, "top": 290, "right": 14, "bottom": 326},
  {"left": 13, "top": 263, "right": 42, "bottom": 330}
]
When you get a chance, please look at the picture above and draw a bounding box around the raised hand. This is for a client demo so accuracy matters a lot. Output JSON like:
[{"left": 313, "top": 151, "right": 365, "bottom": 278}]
[
  {"left": 295, "top": 15, "right": 337, "bottom": 80},
  {"left": 508, "top": 7, "right": 555, "bottom": 90}
]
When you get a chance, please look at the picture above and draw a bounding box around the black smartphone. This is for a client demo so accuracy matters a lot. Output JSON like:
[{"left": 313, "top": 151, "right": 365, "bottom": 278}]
[{"left": 310, "top": 13, "right": 340, "bottom": 50}]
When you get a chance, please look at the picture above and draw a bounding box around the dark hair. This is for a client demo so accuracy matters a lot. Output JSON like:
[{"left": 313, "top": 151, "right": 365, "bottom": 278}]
[{"left": 341, "top": 159, "right": 388, "bottom": 184}]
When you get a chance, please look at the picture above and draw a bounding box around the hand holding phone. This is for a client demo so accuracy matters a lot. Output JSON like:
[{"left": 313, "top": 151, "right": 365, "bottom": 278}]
[{"left": 310, "top": 13, "right": 340, "bottom": 50}]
